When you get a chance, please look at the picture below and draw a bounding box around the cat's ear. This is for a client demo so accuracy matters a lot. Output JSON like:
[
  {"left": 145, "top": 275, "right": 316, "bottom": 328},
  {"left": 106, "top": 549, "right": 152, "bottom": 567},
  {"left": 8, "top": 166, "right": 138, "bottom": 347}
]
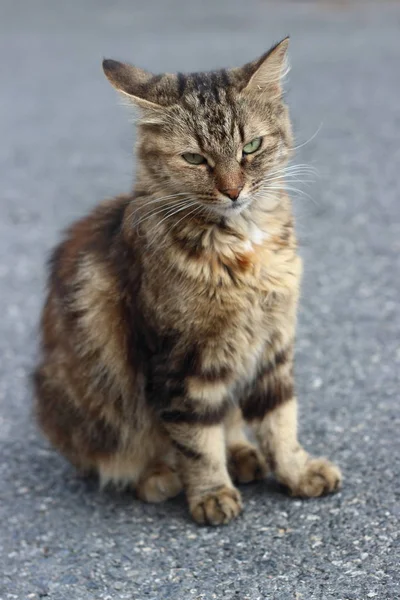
[
  {"left": 239, "top": 37, "right": 290, "bottom": 98},
  {"left": 102, "top": 59, "right": 163, "bottom": 110}
]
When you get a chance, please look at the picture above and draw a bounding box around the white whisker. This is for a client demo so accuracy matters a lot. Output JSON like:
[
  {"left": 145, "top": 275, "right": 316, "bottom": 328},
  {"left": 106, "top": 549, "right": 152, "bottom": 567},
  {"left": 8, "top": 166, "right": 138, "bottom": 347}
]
[
  {"left": 266, "top": 164, "right": 319, "bottom": 178},
  {"left": 261, "top": 184, "right": 317, "bottom": 204},
  {"left": 145, "top": 201, "right": 198, "bottom": 242},
  {"left": 172, "top": 203, "right": 203, "bottom": 231},
  {"left": 145, "top": 201, "right": 203, "bottom": 260},
  {"left": 264, "top": 174, "right": 315, "bottom": 185},
  {"left": 293, "top": 123, "right": 323, "bottom": 151},
  {"left": 133, "top": 192, "right": 191, "bottom": 211},
  {"left": 134, "top": 198, "right": 193, "bottom": 229}
]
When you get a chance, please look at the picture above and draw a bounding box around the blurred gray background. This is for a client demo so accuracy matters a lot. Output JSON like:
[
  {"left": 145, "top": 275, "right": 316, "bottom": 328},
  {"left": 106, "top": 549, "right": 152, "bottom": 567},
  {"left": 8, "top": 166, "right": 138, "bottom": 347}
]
[{"left": 0, "top": 1, "right": 399, "bottom": 599}]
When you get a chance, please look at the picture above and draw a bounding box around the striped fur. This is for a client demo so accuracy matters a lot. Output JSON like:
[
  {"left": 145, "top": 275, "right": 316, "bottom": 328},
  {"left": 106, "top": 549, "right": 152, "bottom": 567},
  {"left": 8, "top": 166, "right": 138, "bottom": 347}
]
[{"left": 34, "top": 39, "right": 341, "bottom": 525}]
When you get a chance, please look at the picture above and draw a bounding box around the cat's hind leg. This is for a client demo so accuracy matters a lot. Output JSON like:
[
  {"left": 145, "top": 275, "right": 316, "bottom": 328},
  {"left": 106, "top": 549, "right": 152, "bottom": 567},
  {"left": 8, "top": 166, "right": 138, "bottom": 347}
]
[
  {"left": 136, "top": 463, "right": 183, "bottom": 503},
  {"left": 99, "top": 455, "right": 183, "bottom": 503},
  {"left": 225, "top": 406, "right": 268, "bottom": 484},
  {"left": 98, "top": 425, "right": 182, "bottom": 502}
]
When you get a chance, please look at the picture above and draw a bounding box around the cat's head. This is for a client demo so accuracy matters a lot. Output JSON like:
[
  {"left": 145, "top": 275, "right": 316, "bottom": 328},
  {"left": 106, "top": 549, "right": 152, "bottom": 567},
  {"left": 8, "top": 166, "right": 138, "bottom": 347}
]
[{"left": 103, "top": 38, "right": 292, "bottom": 217}]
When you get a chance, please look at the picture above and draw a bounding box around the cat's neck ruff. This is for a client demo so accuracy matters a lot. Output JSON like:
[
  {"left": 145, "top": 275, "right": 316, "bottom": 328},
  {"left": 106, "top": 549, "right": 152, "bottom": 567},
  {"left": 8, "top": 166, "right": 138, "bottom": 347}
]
[{"left": 222, "top": 190, "right": 289, "bottom": 250}]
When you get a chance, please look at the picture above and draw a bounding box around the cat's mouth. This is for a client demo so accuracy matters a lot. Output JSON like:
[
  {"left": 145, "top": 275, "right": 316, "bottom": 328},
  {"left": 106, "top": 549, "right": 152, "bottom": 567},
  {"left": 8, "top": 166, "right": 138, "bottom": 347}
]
[
  {"left": 222, "top": 198, "right": 250, "bottom": 215},
  {"left": 201, "top": 196, "right": 251, "bottom": 217}
]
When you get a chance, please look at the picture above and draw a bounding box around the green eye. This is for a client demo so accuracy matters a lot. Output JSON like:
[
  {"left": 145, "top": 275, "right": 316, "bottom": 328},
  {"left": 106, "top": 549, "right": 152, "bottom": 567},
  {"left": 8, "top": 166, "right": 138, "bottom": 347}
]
[
  {"left": 182, "top": 153, "right": 207, "bottom": 165},
  {"left": 243, "top": 137, "right": 262, "bottom": 155}
]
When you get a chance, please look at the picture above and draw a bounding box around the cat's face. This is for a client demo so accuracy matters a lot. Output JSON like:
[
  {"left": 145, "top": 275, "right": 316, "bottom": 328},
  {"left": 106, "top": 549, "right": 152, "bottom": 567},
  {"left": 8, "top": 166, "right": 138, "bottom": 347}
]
[{"left": 104, "top": 39, "right": 293, "bottom": 217}]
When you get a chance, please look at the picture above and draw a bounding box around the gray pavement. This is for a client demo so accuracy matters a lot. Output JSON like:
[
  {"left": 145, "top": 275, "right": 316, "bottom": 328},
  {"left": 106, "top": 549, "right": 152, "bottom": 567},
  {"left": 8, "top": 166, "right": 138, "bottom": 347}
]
[{"left": 1, "top": 1, "right": 399, "bottom": 599}]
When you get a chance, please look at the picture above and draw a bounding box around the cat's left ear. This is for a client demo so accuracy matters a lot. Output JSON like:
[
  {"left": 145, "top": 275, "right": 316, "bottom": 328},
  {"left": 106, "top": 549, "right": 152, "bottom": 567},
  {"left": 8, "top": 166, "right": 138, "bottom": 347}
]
[
  {"left": 240, "top": 37, "right": 290, "bottom": 98},
  {"left": 102, "top": 59, "right": 165, "bottom": 110}
]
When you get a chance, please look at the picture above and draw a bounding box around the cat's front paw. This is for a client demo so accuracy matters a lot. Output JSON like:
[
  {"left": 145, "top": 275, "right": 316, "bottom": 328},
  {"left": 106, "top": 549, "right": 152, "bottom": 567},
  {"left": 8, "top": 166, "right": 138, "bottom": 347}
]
[
  {"left": 290, "top": 457, "right": 342, "bottom": 498},
  {"left": 228, "top": 443, "right": 268, "bottom": 484},
  {"left": 189, "top": 485, "right": 243, "bottom": 526}
]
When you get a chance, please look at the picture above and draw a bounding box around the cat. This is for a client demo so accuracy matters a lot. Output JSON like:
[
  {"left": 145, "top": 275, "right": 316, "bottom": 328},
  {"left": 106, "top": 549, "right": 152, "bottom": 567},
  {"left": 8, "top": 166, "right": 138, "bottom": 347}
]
[{"left": 34, "top": 38, "right": 341, "bottom": 525}]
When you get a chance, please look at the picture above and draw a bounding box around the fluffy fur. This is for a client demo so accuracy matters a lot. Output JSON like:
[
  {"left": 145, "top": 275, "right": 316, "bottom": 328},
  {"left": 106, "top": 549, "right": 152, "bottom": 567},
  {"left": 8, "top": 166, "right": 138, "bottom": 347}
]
[{"left": 34, "top": 39, "right": 341, "bottom": 525}]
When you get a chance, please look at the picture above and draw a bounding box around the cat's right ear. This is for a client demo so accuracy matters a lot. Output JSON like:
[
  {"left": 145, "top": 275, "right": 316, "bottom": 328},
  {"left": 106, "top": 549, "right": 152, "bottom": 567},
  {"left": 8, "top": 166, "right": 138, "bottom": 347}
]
[
  {"left": 102, "top": 59, "right": 162, "bottom": 110},
  {"left": 236, "top": 38, "right": 290, "bottom": 99}
]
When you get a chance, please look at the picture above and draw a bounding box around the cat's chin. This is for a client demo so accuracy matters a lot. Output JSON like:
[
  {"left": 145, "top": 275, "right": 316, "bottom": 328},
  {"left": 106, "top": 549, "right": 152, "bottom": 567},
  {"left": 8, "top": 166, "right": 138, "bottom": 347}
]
[{"left": 210, "top": 199, "right": 251, "bottom": 218}]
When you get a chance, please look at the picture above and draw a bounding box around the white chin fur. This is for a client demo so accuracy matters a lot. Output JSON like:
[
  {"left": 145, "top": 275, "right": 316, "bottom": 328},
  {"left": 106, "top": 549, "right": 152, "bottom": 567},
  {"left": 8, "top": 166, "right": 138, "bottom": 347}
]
[{"left": 211, "top": 198, "right": 250, "bottom": 217}]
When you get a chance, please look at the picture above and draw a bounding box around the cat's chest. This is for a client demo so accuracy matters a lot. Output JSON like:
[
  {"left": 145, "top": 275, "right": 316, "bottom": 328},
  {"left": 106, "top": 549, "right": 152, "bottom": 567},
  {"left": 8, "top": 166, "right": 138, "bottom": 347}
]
[
  {"left": 186, "top": 244, "right": 300, "bottom": 378},
  {"left": 149, "top": 222, "right": 300, "bottom": 352},
  {"left": 204, "top": 235, "right": 300, "bottom": 310}
]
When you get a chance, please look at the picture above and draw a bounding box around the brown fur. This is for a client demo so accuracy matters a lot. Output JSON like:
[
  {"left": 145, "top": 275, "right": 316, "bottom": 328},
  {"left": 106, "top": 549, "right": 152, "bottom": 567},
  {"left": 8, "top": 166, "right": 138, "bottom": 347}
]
[{"left": 34, "top": 39, "right": 341, "bottom": 525}]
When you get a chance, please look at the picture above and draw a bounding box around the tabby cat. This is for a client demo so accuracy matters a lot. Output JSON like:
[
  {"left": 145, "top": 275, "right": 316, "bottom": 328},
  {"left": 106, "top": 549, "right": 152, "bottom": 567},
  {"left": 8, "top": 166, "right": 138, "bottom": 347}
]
[{"left": 34, "top": 38, "right": 341, "bottom": 525}]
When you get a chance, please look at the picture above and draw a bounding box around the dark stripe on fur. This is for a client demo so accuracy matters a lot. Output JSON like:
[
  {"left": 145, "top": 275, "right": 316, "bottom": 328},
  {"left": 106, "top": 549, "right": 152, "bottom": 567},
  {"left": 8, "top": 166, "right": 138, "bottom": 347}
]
[
  {"left": 221, "top": 262, "right": 238, "bottom": 285},
  {"left": 198, "top": 365, "right": 233, "bottom": 383},
  {"left": 171, "top": 229, "right": 205, "bottom": 259},
  {"left": 211, "top": 72, "right": 220, "bottom": 103},
  {"left": 257, "top": 348, "right": 290, "bottom": 380},
  {"left": 161, "top": 401, "right": 228, "bottom": 425},
  {"left": 172, "top": 440, "right": 203, "bottom": 461},
  {"left": 238, "top": 122, "right": 245, "bottom": 144},
  {"left": 194, "top": 130, "right": 207, "bottom": 153},
  {"left": 281, "top": 219, "right": 293, "bottom": 243},
  {"left": 241, "top": 380, "right": 294, "bottom": 420},
  {"left": 220, "top": 69, "right": 230, "bottom": 87},
  {"left": 177, "top": 72, "right": 186, "bottom": 97},
  {"left": 34, "top": 369, "right": 120, "bottom": 458}
]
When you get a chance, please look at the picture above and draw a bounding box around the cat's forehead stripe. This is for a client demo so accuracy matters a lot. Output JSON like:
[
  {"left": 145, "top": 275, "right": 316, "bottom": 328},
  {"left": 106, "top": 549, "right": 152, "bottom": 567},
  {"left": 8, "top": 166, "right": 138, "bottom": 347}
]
[
  {"left": 176, "top": 69, "right": 231, "bottom": 101},
  {"left": 173, "top": 70, "right": 240, "bottom": 151}
]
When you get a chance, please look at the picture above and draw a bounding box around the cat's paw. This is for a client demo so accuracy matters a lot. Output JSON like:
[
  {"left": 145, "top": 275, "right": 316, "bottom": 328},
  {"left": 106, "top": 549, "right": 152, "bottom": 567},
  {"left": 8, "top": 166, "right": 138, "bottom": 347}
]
[
  {"left": 136, "top": 464, "right": 183, "bottom": 503},
  {"left": 289, "top": 458, "right": 342, "bottom": 498},
  {"left": 228, "top": 443, "right": 268, "bottom": 484},
  {"left": 189, "top": 485, "right": 243, "bottom": 526}
]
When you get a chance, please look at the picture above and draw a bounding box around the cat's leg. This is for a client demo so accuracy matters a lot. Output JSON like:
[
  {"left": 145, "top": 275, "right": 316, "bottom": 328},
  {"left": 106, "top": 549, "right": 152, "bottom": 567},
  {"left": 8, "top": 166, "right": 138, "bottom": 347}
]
[
  {"left": 98, "top": 423, "right": 183, "bottom": 502},
  {"left": 225, "top": 406, "right": 268, "bottom": 484},
  {"left": 159, "top": 380, "right": 242, "bottom": 525},
  {"left": 136, "top": 463, "right": 183, "bottom": 503},
  {"left": 98, "top": 452, "right": 183, "bottom": 502},
  {"left": 241, "top": 344, "right": 342, "bottom": 497},
  {"left": 165, "top": 421, "right": 242, "bottom": 525}
]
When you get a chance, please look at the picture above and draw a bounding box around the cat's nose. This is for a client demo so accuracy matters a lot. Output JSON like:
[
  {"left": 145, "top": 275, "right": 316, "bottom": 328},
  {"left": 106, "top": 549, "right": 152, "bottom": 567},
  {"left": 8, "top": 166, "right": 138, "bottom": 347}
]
[{"left": 218, "top": 186, "right": 243, "bottom": 201}]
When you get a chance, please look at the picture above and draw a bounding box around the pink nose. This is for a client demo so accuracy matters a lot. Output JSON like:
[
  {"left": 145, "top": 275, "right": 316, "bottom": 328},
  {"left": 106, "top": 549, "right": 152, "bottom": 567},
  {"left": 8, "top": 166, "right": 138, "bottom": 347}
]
[{"left": 218, "top": 186, "right": 243, "bottom": 201}]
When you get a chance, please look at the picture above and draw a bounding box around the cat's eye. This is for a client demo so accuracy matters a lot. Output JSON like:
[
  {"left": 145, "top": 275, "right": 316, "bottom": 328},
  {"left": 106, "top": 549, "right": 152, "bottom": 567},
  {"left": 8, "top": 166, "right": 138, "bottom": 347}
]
[
  {"left": 182, "top": 153, "right": 207, "bottom": 165},
  {"left": 243, "top": 137, "right": 262, "bottom": 155}
]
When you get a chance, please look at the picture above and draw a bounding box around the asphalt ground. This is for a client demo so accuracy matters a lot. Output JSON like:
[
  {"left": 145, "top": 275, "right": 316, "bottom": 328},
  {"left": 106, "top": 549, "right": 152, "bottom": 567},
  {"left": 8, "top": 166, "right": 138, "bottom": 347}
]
[{"left": 0, "top": 1, "right": 399, "bottom": 599}]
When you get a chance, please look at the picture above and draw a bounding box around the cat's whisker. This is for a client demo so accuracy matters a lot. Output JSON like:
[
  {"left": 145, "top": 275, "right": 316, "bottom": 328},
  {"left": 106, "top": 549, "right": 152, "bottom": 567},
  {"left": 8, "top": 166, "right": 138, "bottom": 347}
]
[
  {"left": 261, "top": 184, "right": 317, "bottom": 204},
  {"left": 145, "top": 201, "right": 199, "bottom": 243},
  {"left": 270, "top": 162, "right": 317, "bottom": 172},
  {"left": 264, "top": 175, "right": 316, "bottom": 185},
  {"left": 172, "top": 203, "right": 204, "bottom": 231},
  {"left": 131, "top": 194, "right": 192, "bottom": 222},
  {"left": 264, "top": 184, "right": 314, "bottom": 199},
  {"left": 133, "top": 192, "right": 192, "bottom": 211},
  {"left": 139, "top": 198, "right": 192, "bottom": 217},
  {"left": 266, "top": 164, "right": 319, "bottom": 178},
  {"left": 135, "top": 202, "right": 194, "bottom": 238},
  {"left": 253, "top": 191, "right": 282, "bottom": 209},
  {"left": 150, "top": 204, "right": 205, "bottom": 272},
  {"left": 134, "top": 198, "right": 193, "bottom": 230},
  {"left": 293, "top": 123, "right": 323, "bottom": 151},
  {"left": 285, "top": 162, "right": 318, "bottom": 171},
  {"left": 257, "top": 162, "right": 319, "bottom": 205},
  {"left": 146, "top": 201, "right": 202, "bottom": 259},
  {"left": 264, "top": 169, "right": 318, "bottom": 182}
]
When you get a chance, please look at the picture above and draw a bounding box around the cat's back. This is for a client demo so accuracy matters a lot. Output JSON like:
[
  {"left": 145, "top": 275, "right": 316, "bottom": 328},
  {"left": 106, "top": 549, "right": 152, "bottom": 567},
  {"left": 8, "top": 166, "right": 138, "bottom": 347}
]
[
  {"left": 35, "top": 193, "right": 142, "bottom": 468},
  {"left": 40, "top": 193, "right": 137, "bottom": 379},
  {"left": 50, "top": 194, "right": 132, "bottom": 275}
]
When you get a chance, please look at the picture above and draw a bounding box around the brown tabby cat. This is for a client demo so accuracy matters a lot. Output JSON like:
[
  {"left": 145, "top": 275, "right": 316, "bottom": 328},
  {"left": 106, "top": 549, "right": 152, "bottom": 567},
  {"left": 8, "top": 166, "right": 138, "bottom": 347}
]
[{"left": 34, "top": 38, "right": 342, "bottom": 525}]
